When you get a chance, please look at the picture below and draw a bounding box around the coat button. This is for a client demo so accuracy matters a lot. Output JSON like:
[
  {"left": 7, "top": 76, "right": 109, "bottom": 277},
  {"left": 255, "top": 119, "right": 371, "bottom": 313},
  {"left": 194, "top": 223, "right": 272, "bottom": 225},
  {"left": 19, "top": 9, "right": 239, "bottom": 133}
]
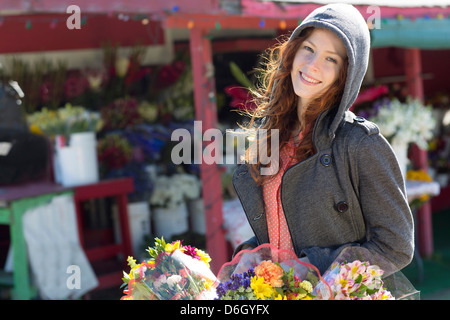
[
  {"left": 320, "top": 154, "right": 332, "bottom": 167},
  {"left": 335, "top": 201, "right": 349, "bottom": 213},
  {"left": 354, "top": 116, "right": 365, "bottom": 123}
]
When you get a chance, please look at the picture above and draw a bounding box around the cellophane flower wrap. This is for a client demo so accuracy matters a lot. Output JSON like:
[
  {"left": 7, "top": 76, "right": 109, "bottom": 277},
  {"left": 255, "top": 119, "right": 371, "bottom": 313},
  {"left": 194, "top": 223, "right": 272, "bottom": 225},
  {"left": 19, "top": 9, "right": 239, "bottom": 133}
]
[
  {"left": 215, "top": 243, "right": 333, "bottom": 300},
  {"left": 313, "top": 246, "right": 419, "bottom": 300},
  {"left": 121, "top": 237, "right": 218, "bottom": 300}
]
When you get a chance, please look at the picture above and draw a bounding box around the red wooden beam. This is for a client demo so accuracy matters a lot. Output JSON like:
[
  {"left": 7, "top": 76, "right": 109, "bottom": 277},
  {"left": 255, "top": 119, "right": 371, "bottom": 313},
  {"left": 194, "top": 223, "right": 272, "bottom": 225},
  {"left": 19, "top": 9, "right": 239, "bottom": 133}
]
[
  {"left": 165, "top": 13, "right": 299, "bottom": 31},
  {"left": 404, "top": 48, "right": 434, "bottom": 257},
  {"left": 0, "top": 14, "right": 164, "bottom": 53},
  {"left": 189, "top": 27, "right": 228, "bottom": 274}
]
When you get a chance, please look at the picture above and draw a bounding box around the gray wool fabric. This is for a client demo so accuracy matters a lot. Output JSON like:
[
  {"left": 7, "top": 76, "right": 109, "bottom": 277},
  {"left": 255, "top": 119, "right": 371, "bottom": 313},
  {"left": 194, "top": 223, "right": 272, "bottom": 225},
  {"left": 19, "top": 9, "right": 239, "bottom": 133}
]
[{"left": 232, "top": 4, "right": 414, "bottom": 276}]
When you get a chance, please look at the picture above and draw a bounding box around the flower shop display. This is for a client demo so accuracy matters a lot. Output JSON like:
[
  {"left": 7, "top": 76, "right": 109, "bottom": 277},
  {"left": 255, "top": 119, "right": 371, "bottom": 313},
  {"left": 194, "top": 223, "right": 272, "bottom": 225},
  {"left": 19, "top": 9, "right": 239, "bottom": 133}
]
[
  {"left": 28, "top": 103, "right": 103, "bottom": 186},
  {"left": 121, "top": 237, "right": 218, "bottom": 300},
  {"left": 368, "top": 97, "right": 436, "bottom": 178},
  {"left": 215, "top": 243, "right": 332, "bottom": 300}
]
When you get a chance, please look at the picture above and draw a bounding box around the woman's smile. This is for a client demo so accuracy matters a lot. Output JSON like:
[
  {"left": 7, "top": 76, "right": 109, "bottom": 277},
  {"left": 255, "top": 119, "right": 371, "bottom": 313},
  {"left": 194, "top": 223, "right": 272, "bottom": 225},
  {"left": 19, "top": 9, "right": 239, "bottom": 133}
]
[{"left": 299, "top": 71, "right": 321, "bottom": 85}]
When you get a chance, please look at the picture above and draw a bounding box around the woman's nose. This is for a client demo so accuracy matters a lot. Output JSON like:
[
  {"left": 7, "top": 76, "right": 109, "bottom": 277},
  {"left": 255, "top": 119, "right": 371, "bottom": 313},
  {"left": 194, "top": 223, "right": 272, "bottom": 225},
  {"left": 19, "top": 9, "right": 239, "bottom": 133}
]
[{"left": 306, "top": 55, "right": 320, "bottom": 73}]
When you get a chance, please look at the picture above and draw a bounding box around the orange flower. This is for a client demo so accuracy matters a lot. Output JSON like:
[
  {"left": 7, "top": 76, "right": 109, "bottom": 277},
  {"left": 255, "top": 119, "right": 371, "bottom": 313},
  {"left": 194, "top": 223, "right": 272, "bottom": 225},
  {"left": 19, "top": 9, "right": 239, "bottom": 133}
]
[{"left": 254, "top": 260, "right": 284, "bottom": 287}]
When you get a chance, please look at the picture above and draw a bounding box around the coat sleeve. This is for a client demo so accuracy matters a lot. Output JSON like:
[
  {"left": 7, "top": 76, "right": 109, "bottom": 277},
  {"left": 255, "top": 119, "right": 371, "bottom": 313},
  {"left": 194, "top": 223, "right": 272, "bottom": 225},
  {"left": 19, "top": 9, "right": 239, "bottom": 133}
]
[{"left": 301, "top": 132, "right": 415, "bottom": 276}]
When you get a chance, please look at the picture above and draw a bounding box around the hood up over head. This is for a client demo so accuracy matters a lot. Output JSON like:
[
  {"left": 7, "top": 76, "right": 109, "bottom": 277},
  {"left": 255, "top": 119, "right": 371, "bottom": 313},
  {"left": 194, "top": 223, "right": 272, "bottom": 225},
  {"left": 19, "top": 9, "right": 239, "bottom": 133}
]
[{"left": 289, "top": 3, "right": 371, "bottom": 139}]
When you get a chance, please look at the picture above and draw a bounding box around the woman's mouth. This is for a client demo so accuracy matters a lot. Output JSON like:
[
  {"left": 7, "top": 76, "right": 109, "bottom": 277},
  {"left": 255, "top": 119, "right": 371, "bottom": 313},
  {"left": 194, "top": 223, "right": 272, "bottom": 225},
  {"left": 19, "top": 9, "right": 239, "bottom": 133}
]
[{"left": 300, "top": 72, "right": 321, "bottom": 85}]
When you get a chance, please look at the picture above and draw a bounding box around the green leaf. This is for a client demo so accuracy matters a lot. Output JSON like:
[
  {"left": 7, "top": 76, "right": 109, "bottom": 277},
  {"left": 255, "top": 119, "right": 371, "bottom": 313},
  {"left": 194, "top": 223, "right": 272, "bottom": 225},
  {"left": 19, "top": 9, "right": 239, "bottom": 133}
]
[
  {"left": 355, "top": 274, "right": 363, "bottom": 283},
  {"left": 229, "top": 62, "right": 255, "bottom": 90}
]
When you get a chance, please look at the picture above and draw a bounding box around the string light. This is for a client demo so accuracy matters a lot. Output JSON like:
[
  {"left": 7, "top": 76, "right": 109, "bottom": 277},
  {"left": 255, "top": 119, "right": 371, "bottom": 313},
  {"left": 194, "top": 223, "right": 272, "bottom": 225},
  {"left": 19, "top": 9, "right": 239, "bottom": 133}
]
[
  {"left": 142, "top": 18, "right": 149, "bottom": 25},
  {"left": 50, "top": 18, "right": 57, "bottom": 29},
  {"left": 259, "top": 19, "right": 265, "bottom": 28},
  {"left": 279, "top": 20, "right": 286, "bottom": 29},
  {"left": 187, "top": 20, "right": 194, "bottom": 29}
]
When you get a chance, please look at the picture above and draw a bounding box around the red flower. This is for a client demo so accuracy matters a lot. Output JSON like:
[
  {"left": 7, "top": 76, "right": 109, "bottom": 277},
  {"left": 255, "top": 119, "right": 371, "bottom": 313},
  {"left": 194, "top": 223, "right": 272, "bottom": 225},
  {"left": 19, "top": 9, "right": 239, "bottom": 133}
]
[{"left": 224, "top": 85, "right": 256, "bottom": 111}]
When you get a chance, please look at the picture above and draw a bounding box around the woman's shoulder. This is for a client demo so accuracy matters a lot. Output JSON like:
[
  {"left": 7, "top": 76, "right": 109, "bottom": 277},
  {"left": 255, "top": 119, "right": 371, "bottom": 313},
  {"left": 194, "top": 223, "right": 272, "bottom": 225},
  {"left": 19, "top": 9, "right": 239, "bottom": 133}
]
[{"left": 336, "top": 110, "right": 380, "bottom": 140}]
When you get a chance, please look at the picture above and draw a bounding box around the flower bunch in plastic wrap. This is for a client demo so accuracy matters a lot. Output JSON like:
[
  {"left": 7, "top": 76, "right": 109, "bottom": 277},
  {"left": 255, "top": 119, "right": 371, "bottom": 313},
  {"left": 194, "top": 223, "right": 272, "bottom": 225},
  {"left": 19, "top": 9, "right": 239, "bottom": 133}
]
[
  {"left": 314, "top": 260, "right": 393, "bottom": 300},
  {"left": 215, "top": 244, "right": 332, "bottom": 300},
  {"left": 313, "top": 246, "right": 419, "bottom": 300},
  {"left": 121, "top": 237, "right": 218, "bottom": 300}
]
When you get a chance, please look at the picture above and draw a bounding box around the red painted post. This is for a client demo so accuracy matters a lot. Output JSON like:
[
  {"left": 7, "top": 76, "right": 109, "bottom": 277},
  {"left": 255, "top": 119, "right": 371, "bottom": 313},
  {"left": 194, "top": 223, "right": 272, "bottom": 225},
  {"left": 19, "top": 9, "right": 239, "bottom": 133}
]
[
  {"left": 189, "top": 27, "right": 229, "bottom": 273},
  {"left": 404, "top": 48, "right": 433, "bottom": 257}
]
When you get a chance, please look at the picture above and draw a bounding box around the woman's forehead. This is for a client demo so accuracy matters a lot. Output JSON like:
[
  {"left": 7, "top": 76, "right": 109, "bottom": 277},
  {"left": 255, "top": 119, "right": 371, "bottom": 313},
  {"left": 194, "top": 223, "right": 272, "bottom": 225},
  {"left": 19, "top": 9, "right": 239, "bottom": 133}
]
[{"left": 305, "top": 28, "right": 347, "bottom": 59}]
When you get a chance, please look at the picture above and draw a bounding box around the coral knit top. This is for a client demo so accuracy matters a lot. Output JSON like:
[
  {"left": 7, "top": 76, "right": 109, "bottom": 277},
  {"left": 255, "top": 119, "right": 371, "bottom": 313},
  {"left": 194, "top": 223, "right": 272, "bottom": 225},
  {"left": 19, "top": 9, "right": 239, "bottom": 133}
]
[{"left": 262, "top": 132, "right": 302, "bottom": 253}]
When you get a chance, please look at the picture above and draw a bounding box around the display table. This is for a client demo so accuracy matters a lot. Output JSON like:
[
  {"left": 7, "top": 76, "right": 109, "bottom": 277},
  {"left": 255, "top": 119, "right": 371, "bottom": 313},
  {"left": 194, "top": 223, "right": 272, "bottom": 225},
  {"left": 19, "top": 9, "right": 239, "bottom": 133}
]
[
  {"left": 0, "top": 177, "right": 134, "bottom": 299},
  {"left": 406, "top": 180, "right": 441, "bottom": 282},
  {"left": 73, "top": 177, "right": 134, "bottom": 291},
  {"left": 0, "top": 182, "right": 70, "bottom": 299}
]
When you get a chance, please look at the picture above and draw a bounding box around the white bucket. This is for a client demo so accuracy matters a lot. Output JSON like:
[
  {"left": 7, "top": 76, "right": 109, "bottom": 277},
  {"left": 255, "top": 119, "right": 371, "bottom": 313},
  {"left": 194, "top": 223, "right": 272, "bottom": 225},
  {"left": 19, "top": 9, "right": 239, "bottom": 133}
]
[
  {"left": 152, "top": 202, "right": 189, "bottom": 241},
  {"left": 113, "top": 201, "right": 151, "bottom": 257},
  {"left": 188, "top": 198, "right": 206, "bottom": 235},
  {"left": 57, "top": 132, "right": 99, "bottom": 187}
]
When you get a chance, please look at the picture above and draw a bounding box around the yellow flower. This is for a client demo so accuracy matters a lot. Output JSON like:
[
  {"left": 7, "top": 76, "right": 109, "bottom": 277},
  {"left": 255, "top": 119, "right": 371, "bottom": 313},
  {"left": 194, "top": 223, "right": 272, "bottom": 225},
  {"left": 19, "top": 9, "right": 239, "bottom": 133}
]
[
  {"left": 196, "top": 249, "right": 212, "bottom": 266},
  {"left": 299, "top": 280, "right": 313, "bottom": 293},
  {"left": 301, "top": 295, "right": 313, "bottom": 300},
  {"left": 127, "top": 256, "right": 137, "bottom": 268},
  {"left": 250, "top": 276, "right": 273, "bottom": 300},
  {"left": 274, "top": 293, "right": 287, "bottom": 300},
  {"left": 165, "top": 240, "right": 182, "bottom": 253},
  {"left": 406, "top": 169, "right": 432, "bottom": 182}
]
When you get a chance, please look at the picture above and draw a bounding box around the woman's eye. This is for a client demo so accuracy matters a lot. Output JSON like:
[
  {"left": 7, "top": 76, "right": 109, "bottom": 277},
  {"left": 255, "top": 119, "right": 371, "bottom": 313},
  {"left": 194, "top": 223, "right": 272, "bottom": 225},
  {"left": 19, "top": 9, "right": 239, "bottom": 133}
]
[
  {"left": 327, "top": 57, "right": 337, "bottom": 63},
  {"left": 303, "top": 46, "right": 313, "bottom": 52}
]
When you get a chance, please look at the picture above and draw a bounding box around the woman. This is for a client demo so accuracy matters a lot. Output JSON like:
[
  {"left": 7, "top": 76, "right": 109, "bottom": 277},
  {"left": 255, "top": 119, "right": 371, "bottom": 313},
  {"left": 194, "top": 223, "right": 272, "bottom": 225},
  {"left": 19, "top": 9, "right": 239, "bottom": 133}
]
[{"left": 232, "top": 3, "right": 414, "bottom": 276}]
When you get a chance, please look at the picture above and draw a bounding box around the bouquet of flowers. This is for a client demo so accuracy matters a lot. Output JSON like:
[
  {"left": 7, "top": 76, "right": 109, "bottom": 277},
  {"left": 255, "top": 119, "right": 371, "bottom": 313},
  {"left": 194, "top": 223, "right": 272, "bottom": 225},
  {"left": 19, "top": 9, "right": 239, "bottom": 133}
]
[
  {"left": 369, "top": 97, "right": 436, "bottom": 149},
  {"left": 121, "top": 237, "right": 218, "bottom": 300},
  {"left": 313, "top": 246, "right": 419, "bottom": 300},
  {"left": 149, "top": 174, "right": 202, "bottom": 209},
  {"left": 313, "top": 260, "right": 394, "bottom": 300},
  {"left": 27, "top": 103, "right": 102, "bottom": 138},
  {"left": 215, "top": 243, "right": 332, "bottom": 300}
]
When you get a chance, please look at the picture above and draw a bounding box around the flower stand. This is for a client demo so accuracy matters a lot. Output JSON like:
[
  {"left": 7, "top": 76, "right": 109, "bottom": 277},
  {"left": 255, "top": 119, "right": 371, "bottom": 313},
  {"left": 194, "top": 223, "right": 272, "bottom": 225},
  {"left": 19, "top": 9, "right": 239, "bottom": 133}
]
[{"left": 152, "top": 202, "right": 189, "bottom": 241}]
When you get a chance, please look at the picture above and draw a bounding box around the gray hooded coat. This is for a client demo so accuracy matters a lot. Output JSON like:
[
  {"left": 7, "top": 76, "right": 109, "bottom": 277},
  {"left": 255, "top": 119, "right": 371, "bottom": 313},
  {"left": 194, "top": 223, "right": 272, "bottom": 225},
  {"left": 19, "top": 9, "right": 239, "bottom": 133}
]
[{"left": 232, "top": 4, "right": 414, "bottom": 275}]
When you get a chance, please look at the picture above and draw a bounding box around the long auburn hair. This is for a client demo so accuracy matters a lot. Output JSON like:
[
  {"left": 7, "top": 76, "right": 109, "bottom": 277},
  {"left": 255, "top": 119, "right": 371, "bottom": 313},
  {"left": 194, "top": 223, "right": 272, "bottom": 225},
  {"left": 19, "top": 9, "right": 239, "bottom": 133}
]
[{"left": 242, "top": 27, "right": 348, "bottom": 185}]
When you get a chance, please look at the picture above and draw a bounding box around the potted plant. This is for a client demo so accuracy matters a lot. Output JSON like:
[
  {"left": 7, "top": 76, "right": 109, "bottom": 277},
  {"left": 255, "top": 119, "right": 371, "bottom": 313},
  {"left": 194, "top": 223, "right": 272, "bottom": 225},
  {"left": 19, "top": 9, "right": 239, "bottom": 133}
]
[
  {"left": 27, "top": 103, "right": 103, "bottom": 186},
  {"left": 149, "top": 173, "right": 202, "bottom": 240}
]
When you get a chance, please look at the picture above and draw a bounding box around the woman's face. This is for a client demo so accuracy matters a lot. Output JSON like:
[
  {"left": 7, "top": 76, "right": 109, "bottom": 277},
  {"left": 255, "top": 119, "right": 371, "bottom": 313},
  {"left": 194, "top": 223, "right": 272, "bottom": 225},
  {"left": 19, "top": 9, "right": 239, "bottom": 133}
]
[{"left": 290, "top": 28, "right": 347, "bottom": 106}]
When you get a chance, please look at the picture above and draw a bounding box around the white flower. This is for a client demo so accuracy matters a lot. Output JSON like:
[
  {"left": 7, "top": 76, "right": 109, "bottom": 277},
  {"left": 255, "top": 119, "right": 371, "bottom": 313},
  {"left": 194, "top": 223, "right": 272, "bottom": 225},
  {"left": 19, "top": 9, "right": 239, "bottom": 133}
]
[
  {"left": 166, "top": 275, "right": 182, "bottom": 290},
  {"left": 153, "top": 274, "right": 167, "bottom": 290},
  {"left": 149, "top": 173, "right": 202, "bottom": 208},
  {"left": 370, "top": 97, "right": 436, "bottom": 149}
]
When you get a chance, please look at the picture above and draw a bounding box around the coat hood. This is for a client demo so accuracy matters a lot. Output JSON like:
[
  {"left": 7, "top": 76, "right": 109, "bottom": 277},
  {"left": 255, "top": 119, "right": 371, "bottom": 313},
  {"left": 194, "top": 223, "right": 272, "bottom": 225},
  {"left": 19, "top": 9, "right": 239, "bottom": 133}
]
[{"left": 289, "top": 3, "right": 371, "bottom": 139}]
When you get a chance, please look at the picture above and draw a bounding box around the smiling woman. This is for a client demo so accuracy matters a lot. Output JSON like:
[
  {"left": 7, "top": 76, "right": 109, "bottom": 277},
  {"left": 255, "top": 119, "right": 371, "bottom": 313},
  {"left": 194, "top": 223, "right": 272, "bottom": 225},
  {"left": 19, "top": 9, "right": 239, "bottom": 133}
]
[
  {"left": 290, "top": 28, "right": 347, "bottom": 121},
  {"left": 232, "top": 3, "right": 415, "bottom": 279}
]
